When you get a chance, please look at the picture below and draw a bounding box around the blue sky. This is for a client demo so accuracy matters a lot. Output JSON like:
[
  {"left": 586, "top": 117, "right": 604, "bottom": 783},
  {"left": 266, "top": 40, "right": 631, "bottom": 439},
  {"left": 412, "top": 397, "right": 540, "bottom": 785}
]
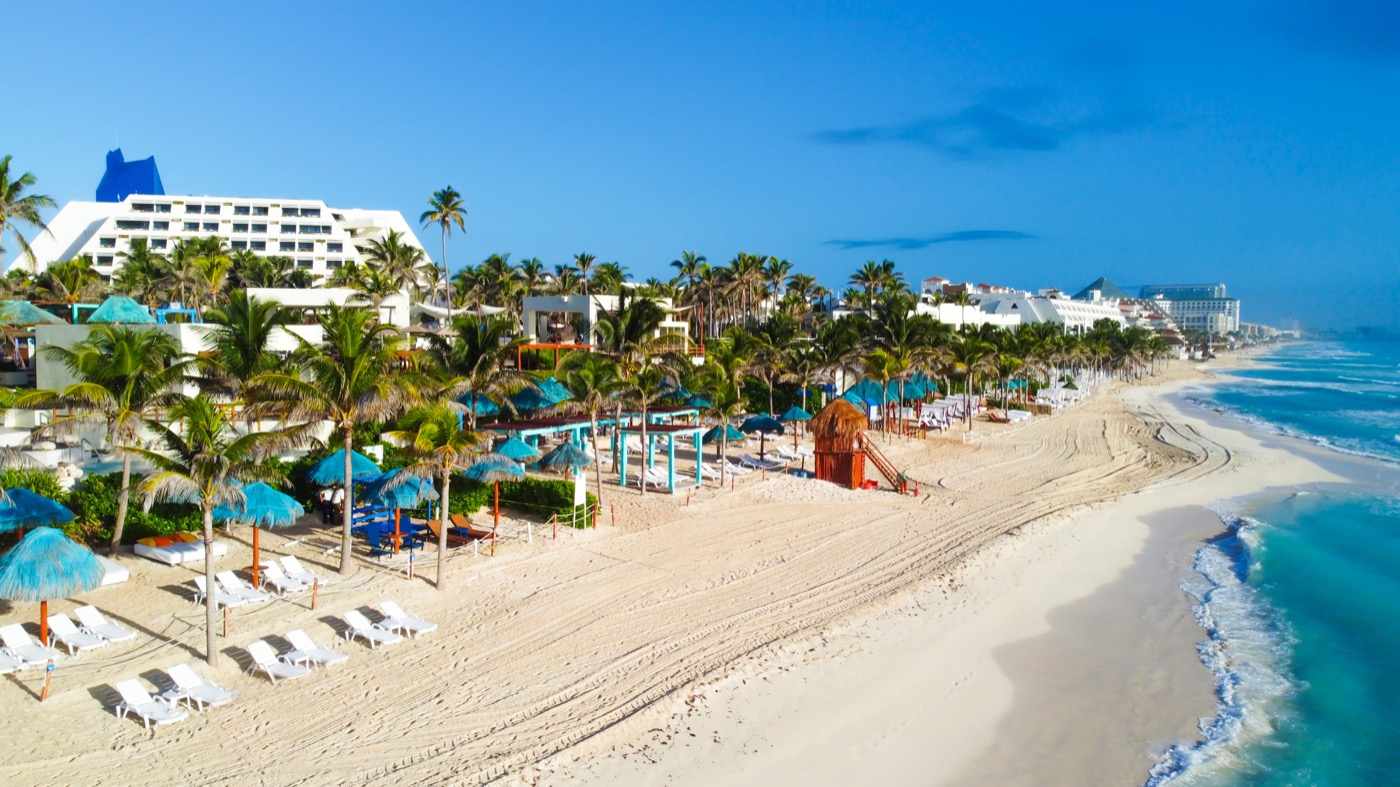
[{"left": 7, "top": 1, "right": 1399, "bottom": 329}]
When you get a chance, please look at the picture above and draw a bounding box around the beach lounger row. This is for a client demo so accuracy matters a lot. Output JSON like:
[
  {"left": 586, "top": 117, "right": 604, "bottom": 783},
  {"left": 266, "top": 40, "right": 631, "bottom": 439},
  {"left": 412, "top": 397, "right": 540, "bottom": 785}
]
[
  {"left": 190, "top": 556, "right": 330, "bottom": 607},
  {"left": 114, "top": 663, "right": 238, "bottom": 730},
  {"left": 0, "top": 605, "right": 138, "bottom": 672}
]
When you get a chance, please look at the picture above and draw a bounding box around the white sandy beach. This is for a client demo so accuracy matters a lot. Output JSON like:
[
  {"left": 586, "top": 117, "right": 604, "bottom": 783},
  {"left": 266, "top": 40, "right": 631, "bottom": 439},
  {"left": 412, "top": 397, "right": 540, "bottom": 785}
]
[{"left": 0, "top": 357, "right": 1333, "bottom": 786}]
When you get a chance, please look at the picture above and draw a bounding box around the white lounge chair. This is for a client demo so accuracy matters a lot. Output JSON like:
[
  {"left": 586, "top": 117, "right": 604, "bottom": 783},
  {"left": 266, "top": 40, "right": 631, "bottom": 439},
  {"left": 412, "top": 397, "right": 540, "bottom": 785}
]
[
  {"left": 260, "top": 563, "right": 308, "bottom": 596},
  {"left": 216, "top": 571, "right": 271, "bottom": 605},
  {"left": 74, "top": 606, "right": 137, "bottom": 643},
  {"left": 114, "top": 679, "right": 188, "bottom": 730},
  {"left": 47, "top": 613, "right": 110, "bottom": 656},
  {"left": 279, "top": 556, "right": 324, "bottom": 587},
  {"left": 740, "top": 454, "right": 786, "bottom": 472},
  {"left": 192, "top": 576, "right": 247, "bottom": 608},
  {"left": 342, "top": 610, "right": 403, "bottom": 648},
  {"left": 0, "top": 649, "right": 24, "bottom": 674},
  {"left": 245, "top": 639, "right": 310, "bottom": 683},
  {"left": 723, "top": 459, "right": 753, "bottom": 475},
  {"left": 161, "top": 663, "right": 237, "bottom": 710},
  {"left": 284, "top": 629, "right": 349, "bottom": 668},
  {"left": 375, "top": 600, "right": 437, "bottom": 638},
  {"left": 0, "top": 623, "right": 61, "bottom": 667}
]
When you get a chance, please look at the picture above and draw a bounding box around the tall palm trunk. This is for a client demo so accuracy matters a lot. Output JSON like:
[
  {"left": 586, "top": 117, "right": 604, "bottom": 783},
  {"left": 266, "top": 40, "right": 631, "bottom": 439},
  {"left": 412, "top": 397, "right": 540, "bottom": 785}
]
[
  {"left": 201, "top": 504, "right": 218, "bottom": 666},
  {"left": 719, "top": 429, "right": 728, "bottom": 487},
  {"left": 440, "top": 225, "right": 451, "bottom": 307},
  {"left": 110, "top": 453, "right": 133, "bottom": 554},
  {"left": 437, "top": 468, "right": 451, "bottom": 589},
  {"left": 339, "top": 430, "right": 354, "bottom": 574},
  {"left": 638, "top": 402, "right": 649, "bottom": 497},
  {"left": 590, "top": 414, "right": 605, "bottom": 506}
]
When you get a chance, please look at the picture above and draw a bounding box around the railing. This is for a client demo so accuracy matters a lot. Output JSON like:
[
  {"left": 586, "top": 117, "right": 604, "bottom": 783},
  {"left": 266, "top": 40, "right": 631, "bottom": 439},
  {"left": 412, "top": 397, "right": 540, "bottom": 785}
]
[{"left": 861, "top": 433, "right": 910, "bottom": 494}]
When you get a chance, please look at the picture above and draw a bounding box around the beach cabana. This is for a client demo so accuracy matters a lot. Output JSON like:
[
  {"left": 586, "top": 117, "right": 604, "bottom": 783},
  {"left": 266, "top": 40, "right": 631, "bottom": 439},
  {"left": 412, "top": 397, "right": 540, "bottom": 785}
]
[
  {"left": 0, "top": 488, "right": 76, "bottom": 537},
  {"left": 0, "top": 527, "right": 104, "bottom": 666},
  {"left": 86, "top": 296, "right": 155, "bottom": 325},
  {"left": 617, "top": 422, "right": 706, "bottom": 494},
  {"left": 212, "top": 482, "right": 304, "bottom": 589},
  {"left": 740, "top": 414, "right": 784, "bottom": 460},
  {"left": 810, "top": 399, "right": 869, "bottom": 489}
]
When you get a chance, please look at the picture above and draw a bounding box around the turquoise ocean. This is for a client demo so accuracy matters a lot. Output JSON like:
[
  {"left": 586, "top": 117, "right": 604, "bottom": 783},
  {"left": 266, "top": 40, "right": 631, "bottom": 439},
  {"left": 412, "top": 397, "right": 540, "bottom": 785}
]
[{"left": 1145, "top": 340, "right": 1400, "bottom": 786}]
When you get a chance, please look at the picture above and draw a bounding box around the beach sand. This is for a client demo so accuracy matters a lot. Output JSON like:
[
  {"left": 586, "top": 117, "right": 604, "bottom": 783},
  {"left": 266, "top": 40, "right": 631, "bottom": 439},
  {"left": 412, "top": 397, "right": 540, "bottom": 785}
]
[{"left": 0, "top": 357, "right": 1331, "bottom": 786}]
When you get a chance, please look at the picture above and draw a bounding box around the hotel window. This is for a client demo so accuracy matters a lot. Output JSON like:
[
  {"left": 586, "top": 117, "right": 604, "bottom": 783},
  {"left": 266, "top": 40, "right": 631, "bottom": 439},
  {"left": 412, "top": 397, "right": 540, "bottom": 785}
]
[
  {"left": 251, "top": 240, "right": 266, "bottom": 251},
  {"left": 301, "top": 207, "right": 320, "bottom": 217},
  {"left": 183, "top": 221, "right": 200, "bottom": 231},
  {"left": 231, "top": 240, "right": 247, "bottom": 250},
  {"left": 186, "top": 204, "right": 202, "bottom": 214},
  {"left": 279, "top": 241, "right": 296, "bottom": 252},
  {"left": 202, "top": 222, "right": 219, "bottom": 232},
  {"left": 252, "top": 206, "right": 268, "bottom": 216},
  {"left": 97, "top": 255, "right": 113, "bottom": 265},
  {"left": 252, "top": 223, "right": 267, "bottom": 233},
  {"left": 280, "top": 224, "right": 296, "bottom": 234},
  {"left": 204, "top": 205, "right": 221, "bottom": 215},
  {"left": 151, "top": 238, "right": 167, "bottom": 249},
  {"left": 116, "top": 219, "right": 150, "bottom": 230},
  {"left": 132, "top": 202, "right": 154, "bottom": 213},
  {"left": 153, "top": 220, "right": 170, "bottom": 230},
  {"left": 297, "top": 241, "right": 314, "bottom": 252},
  {"left": 234, "top": 205, "right": 251, "bottom": 216},
  {"left": 99, "top": 237, "right": 116, "bottom": 248},
  {"left": 233, "top": 223, "right": 248, "bottom": 233},
  {"left": 327, "top": 242, "right": 342, "bottom": 253},
  {"left": 326, "top": 259, "right": 343, "bottom": 269},
  {"left": 296, "top": 259, "right": 313, "bottom": 269},
  {"left": 300, "top": 224, "right": 321, "bottom": 234},
  {"left": 155, "top": 203, "right": 172, "bottom": 213},
  {"left": 282, "top": 207, "right": 300, "bottom": 217}
]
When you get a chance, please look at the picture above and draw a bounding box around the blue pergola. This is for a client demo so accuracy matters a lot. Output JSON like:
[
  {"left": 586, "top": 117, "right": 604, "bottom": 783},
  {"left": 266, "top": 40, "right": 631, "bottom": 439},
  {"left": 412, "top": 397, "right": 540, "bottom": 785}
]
[{"left": 616, "top": 422, "right": 707, "bottom": 494}]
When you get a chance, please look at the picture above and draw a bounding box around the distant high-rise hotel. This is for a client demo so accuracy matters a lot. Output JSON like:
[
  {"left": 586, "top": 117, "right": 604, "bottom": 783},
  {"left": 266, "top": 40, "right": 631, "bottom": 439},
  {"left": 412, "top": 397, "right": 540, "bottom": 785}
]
[
  {"left": 1139, "top": 282, "right": 1240, "bottom": 335},
  {"left": 5, "top": 151, "right": 428, "bottom": 283}
]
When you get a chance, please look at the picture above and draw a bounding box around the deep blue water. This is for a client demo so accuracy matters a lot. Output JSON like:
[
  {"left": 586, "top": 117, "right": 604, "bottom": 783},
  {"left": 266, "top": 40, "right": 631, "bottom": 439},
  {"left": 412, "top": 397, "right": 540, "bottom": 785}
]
[{"left": 1149, "top": 341, "right": 1400, "bottom": 786}]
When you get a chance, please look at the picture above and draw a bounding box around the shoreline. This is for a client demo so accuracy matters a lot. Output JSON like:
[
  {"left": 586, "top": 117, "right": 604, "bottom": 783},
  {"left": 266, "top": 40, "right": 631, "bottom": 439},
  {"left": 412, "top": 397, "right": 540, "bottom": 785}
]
[
  {"left": 554, "top": 358, "right": 1342, "bottom": 786},
  {"left": 0, "top": 355, "right": 1328, "bottom": 786}
]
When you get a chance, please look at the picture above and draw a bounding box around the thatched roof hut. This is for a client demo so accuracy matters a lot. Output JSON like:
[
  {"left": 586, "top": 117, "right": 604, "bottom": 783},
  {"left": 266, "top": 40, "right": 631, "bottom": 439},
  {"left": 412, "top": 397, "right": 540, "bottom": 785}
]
[{"left": 810, "top": 398, "right": 868, "bottom": 453}]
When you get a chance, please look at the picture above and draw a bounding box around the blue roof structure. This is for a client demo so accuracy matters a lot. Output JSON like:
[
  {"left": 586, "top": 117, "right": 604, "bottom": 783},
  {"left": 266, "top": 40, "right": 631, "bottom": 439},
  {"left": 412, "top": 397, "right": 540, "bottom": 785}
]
[{"left": 96, "top": 148, "right": 164, "bottom": 203}]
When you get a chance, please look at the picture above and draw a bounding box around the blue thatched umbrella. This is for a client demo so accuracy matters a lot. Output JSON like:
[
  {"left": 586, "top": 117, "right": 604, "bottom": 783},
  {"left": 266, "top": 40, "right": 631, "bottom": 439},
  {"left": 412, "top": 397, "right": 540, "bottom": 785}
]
[
  {"left": 686, "top": 394, "right": 712, "bottom": 409},
  {"left": 496, "top": 435, "right": 541, "bottom": 463},
  {"left": 740, "top": 414, "right": 785, "bottom": 460},
  {"left": 457, "top": 393, "right": 500, "bottom": 417},
  {"left": 362, "top": 469, "right": 439, "bottom": 553},
  {"left": 538, "top": 442, "right": 592, "bottom": 474},
  {"left": 781, "top": 405, "right": 814, "bottom": 451},
  {"left": 86, "top": 295, "right": 154, "bottom": 325},
  {"left": 212, "top": 482, "right": 304, "bottom": 589},
  {"left": 0, "top": 300, "right": 63, "bottom": 326},
  {"left": 0, "top": 527, "right": 104, "bottom": 650},
  {"left": 0, "top": 488, "right": 76, "bottom": 535},
  {"left": 307, "top": 449, "right": 382, "bottom": 486},
  {"left": 703, "top": 424, "right": 745, "bottom": 444},
  {"left": 464, "top": 454, "right": 525, "bottom": 545}
]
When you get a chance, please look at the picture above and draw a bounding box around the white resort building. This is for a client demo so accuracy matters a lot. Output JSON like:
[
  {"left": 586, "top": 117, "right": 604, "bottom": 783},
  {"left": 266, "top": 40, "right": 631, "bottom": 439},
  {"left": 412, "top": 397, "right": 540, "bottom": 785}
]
[{"left": 5, "top": 194, "right": 428, "bottom": 284}]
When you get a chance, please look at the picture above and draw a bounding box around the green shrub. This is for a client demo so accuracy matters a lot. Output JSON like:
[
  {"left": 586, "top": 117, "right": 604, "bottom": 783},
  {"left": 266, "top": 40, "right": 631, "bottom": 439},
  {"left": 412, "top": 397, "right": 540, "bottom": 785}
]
[
  {"left": 65, "top": 473, "right": 202, "bottom": 545},
  {"left": 446, "top": 474, "right": 596, "bottom": 526},
  {"left": 0, "top": 468, "right": 65, "bottom": 501}
]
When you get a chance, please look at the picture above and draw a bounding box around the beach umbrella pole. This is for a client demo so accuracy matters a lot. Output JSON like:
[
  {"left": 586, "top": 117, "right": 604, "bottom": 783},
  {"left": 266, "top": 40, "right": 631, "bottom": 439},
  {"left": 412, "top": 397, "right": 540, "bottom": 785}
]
[
  {"left": 394, "top": 508, "right": 402, "bottom": 554},
  {"left": 251, "top": 526, "right": 261, "bottom": 589},
  {"left": 39, "top": 600, "right": 48, "bottom": 650},
  {"left": 492, "top": 482, "right": 500, "bottom": 556}
]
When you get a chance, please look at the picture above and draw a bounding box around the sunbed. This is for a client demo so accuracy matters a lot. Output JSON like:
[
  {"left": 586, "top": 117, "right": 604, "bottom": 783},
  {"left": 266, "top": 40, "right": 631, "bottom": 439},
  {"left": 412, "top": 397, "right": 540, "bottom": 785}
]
[
  {"left": 245, "top": 639, "right": 310, "bottom": 683},
  {"left": 342, "top": 609, "right": 404, "bottom": 648},
  {"left": 284, "top": 629, "right": 349, "bottom": 668},
  {"left": 74, "top": 606, "right": 137, "bottom": 643},
  {"left": 0, "top": 623, "right": 62, "bottom": 667},
  {"left": 279, "top": 555, "right": 325, "bottom": 587},
  {"left": 740, "top": 454, "right": 787, "bottom": 472},
  {"left": 160, "top": 663, "right": 236, "bottom": 710},
  {"left": 260, "top": 563, "right": 308, "bottom": 596},
  {"left": 0, "top": 649, "right": 24, "bottom": 674},
  {"left": 215, "top": 571, "right": 271, "bottom": 605},
  {"left": 192, "top": 575, "right": 249, "bottom": 608},
  {"left": 47, "top": 613, "right": 110, "bottom": 656},
  {"left": 133, "top": 534, "right": 228, "bottom": 566},
  {"left": 447, "top": 514, "right": 497, "bottom": 542},
  {"left": 114, "top": 679, "right": 189, "bottom": 730},
  {"left": 375, "top": 600, "right": 437, "bottom": 638}
]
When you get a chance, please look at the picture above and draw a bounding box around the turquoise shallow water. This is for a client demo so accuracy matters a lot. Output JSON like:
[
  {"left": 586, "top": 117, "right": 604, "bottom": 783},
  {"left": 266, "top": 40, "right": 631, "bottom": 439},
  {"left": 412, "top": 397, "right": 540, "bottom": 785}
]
[{"left": 1148, "top": 341, "right": 1400, "bottom": 786}]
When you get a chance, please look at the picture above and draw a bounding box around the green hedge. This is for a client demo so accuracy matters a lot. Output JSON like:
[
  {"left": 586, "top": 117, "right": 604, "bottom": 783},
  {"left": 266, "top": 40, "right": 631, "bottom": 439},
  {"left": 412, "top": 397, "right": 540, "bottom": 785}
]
[
  {"left": 445, "top": 475, "right": 596, "bottom": 526},
  {"left": 0, "top": 468, "right": 66, "bottom": 501},
  {"left": 65, "top": 473, "right": 203, "bottom": 544}
]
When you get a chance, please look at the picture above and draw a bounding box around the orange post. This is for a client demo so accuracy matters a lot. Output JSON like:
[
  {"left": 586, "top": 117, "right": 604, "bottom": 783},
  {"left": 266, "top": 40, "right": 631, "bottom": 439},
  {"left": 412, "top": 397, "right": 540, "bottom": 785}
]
[
  {"left": 311, "top": 578, "right": 319, "bottom": 610},
  {"left": 393, "top": 508, "right": 402, "bottom": 554},
  {"left": 38, "top": 600, "right": 48, "bottom": 648},
  {"left": 250, "top": 526, "right": 261, "bottom": 590}
]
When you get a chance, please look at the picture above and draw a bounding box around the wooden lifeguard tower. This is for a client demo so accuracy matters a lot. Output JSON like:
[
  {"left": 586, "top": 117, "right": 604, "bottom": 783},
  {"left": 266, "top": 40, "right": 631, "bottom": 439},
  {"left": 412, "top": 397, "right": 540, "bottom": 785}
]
[{"left": 811, "top": 399, "right": 869, "bottom": 489}]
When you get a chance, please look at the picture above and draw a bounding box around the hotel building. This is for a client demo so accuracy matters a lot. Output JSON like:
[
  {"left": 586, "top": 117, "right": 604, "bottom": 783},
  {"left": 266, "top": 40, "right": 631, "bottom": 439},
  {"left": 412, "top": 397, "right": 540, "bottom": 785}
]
[
  {"left": 1138, "top": 283, "right": 1240, "bottom": 335},
  {"left": 6, "top": 194, "right": 428, "bottom": 284}
]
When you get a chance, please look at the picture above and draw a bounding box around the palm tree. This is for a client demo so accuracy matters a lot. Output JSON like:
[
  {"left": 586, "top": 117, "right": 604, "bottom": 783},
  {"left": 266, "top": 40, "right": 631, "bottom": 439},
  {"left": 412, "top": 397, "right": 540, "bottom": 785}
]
[
  {"left": 782, "top": 343, "right": 823, "bottom": 412},
  {"left": 420, "top": 187, "right": 468, "bottom": 304},
  {"left": 590, "top": 261, "right": 627, "bottom": 296},
  {"left": 427, "top": 314, "right": 531, "bottom": 430},
  {"left": 573, "top": 253, "right": 597, "bottom": 297},
  {"left": 361, "top": 229, "right": 427, "bottom": 293},
  {"left": 518, "top": 257, "right": 547, "bottom": 296},
  {"left": 950, "top": 336, "right": 997, "bottom": 430},
  {"left": 199, "top": 292, "right": 293, "bottom": 403},
  {"left": 134, "top": 396, "right": 303, "bottom": 665},
  {"left": 382, "top": 403, "right": 481, "bottom": 590},
  {"left": 850, "top": 260, "right": 885, "bottom": 315},
  {"left": 0, "top": 155, "right": 56, "bottom": 273},
  {"left": 697, "top": 334, "right": 753, "bottom": 486},
  {"left": 25, "top": 327, "right": 190, "bottom": 552},
  {"left": 552, "top": 265, "right": 581, "bottom": 296},
  {"left": 558, "top": 353, "right": 624, "bottom": 507},
  {"left": 621, "top": 364, "right": 669, "bottom": 497},
  {"left": 39, "top": 257, "right": 101, "bottom": 310},
  {"left": 114, "top": 239, "right": 170, "bottom": 305},
  {"left": 251, "top": 306, "right": 417, "bottom": 574}
]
